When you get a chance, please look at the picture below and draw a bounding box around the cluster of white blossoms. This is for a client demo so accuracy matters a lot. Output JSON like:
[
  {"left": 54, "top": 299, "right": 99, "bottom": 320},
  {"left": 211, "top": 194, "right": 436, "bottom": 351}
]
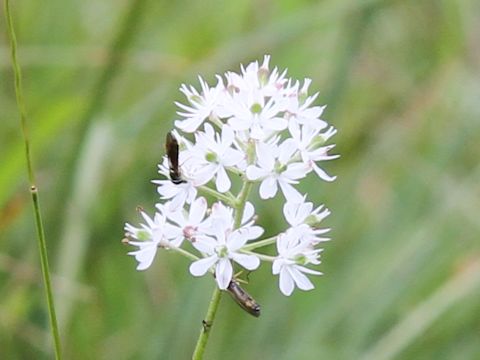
[{"left": 124, "top": 56, "right": 338, "bottom": 296}]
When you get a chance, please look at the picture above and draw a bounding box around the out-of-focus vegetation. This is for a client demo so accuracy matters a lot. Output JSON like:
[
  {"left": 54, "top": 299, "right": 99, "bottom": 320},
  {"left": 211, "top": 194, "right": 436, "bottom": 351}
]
[{"left": 1, "top": 0, "right": 480, "bottom": 359}]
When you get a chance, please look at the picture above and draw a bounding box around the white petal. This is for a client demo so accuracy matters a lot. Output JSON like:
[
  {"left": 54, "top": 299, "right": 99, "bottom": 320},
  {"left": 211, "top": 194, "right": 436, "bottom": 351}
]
[
  {"left": 288, "top": 121, "right": 301, "bottom": 141},
  {"left": 246, "top": 166, "right": 268, "bottom": 181},
  {"left": 226, "top": 231, "right": 249, "bottom": 251},
  {"left": 279, "top": 267, "right": 295, "bottom": 296},
  {"left": 215, "top": 258, "right": 233, "bottom": 289},
  {"left": 298, "top": 201, "right": 313, "bottom": 220},
  {"left": 279, "top": 181, "right": 303, "bottom": 202},
  {"left": 284, "top": 163, "right": 309, "bottom": 180},
  {"left": 215, "top": 166, "right": 231, "bottom": 193},
  {"left": 283, "top": 202, "right": 298, "bottom": 226},
  {"left": 185, "top": 187, "right": 198, "bottom": 204},
  {"left": 272, "top": 259, "right": 282, "bottom": 275},
  {"left": 263, "top": 117, "right": 288, "bottom": 131},
  {"left": 298, "top": 265, "right": 323, "bottom": 276},
  {"left": 203, "top": 122, "right": 215, "bottom": 138},
  {"left": 189, "top": 256, "right": 218, "bottom": 277},
  {"left": 237, "top": 225, "right": 264, "bottom": 241},
  {"left": 189, "top": 197, "right": 207, "bottom": 224},
  {"left": 250, "top": 122, "right": 264, "bottom": 140},
  {"left": 195, "top": 164, "right": 217, "bottom": 185},
  {"left": 259, "top": 177, "right": 278, "bottom": 199},
  {"left": 222, "top": 148, "right": 244, "bottom": 167},
  {"left": 165, "top": 210, "right": 186, "bottom": 228},
  {"left": 128, "top": 244, "right": 158, "bottom": 271},
  {"left": 163, "top": 223, "right": 183, "bottom": 239},
  {"left": 256, "top": 142, "right": 275, "bottom": 170},
  {"left": 278, "top": 139, "right": 298, "bottom": 165},
  {"left": 157, "top": 182, "right": 181, "bottom": 198},
  {"left": 242, "top": 202, "right": 255, "bottom": 224},
  {"left": 228, "top": 116, "right": 250, "bottom": 131},
  {"left": 174, "top": 117, "right": 204, "bottom": 133},
  {"left": 221, "top": 124, "right": 234, "bottom": 147},
  {"left": 191, "top": 236, "right": 216, "bottom": 254},
  {"left": 231, "top": 253, "right": 260, "bottom": 270},
  {"left": 313, "top": 163, "right": 337, "bottom": 182},
  {"left": 288, "top": 266, "right": 314, "bottom": 291},
  {"left": 169, "top": 192, "right": 187, "bottom": 211}
]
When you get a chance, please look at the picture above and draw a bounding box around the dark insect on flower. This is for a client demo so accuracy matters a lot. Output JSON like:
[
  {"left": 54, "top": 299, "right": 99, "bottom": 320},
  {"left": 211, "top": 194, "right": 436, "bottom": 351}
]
[
  {"left": 227, "top": 280, "right": 261, "bottom": 317},
  {"left": 165, "top": 131, "right": 186, "bottom": 184}
]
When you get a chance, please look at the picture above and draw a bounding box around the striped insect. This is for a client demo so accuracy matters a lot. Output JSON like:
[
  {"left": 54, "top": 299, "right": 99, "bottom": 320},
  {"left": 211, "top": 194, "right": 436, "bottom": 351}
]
[
  {"left": 165, "top": 131, "right": 186, "bottom": 184},
  {"left": 227, "top": 279, "right": 261, "bottom": 317}
]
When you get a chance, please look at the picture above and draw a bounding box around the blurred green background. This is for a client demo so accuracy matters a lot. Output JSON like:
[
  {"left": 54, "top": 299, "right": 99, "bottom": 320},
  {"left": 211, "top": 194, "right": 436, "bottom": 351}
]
[{"left": 1, "top": 0, "right": 480, "bottom": 359}]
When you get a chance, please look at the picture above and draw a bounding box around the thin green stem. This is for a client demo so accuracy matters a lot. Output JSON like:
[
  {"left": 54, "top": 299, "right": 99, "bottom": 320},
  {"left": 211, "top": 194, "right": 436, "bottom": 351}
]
[
  {"left": 233, "top": 179, "right": 253, "bottom": 228},
  {"left": 225, "top": 166, "right": 244, "bottom": 177},
  {"left": 4, "top": 1, "right": 62, "bottom": 358},
  {"left": 242, "top": 236, "right": 278, "bottom": 251},
  {"left": 191, "top": 287, "right": 222, "bottom": 360},
  {"left": 241, "top": 250, "right": 275, "bottom": 262},
  {"left": 191, "top": 144, "right": 255, "bottom": 359},
  {"left": 198, "top": 185, "right": 237, "bottom": 206},
  {"left": 31, "top": 187, "right": 62, "bottom": 358},
  {"left": 169, "top": 246, "right": 199, "bottom": 262}
]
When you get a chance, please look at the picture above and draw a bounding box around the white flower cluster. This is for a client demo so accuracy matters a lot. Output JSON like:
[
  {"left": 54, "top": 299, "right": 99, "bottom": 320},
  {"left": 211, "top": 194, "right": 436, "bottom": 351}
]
[{"left": 124, "top": 56, "right": 338, "bottom": 296}]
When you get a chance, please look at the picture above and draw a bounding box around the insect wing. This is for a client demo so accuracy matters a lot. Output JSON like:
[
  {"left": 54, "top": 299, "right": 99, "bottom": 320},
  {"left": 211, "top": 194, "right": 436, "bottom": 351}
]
[
  {"left": 227, "top": 280, "right": 261, "bottom": 317},
  {"left": 165, "top": 132, "right": 185, "bottom": 184}
]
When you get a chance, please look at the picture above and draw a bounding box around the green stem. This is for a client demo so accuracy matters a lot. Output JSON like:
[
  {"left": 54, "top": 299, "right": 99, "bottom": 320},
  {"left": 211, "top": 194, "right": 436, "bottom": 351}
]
[
  {"left": 242, "top": 236, "right": 278, "bottom": 251},
  {"left": 234, "top": 179, "right": 253, "bottom": 228},
  {"left": 169, "top": 246, "right": 199, "bottom": 262},
  {"left": 4, "top": 1, "right": 62, "bottom": 358},
  {"left": 32, "top": 187, "right": 62, "bottom": 358},
  {"left": 191, "top": 287, "right": 222, "bottom": 360},
  {"left": 191, "top": 147, "right": 255, "bottom": 359},
  {"left": 198, "top": 185, "right": 236, "bottom": 206},
  {"left": 241, "top": 250, "right": 275, "bottom": 262}
]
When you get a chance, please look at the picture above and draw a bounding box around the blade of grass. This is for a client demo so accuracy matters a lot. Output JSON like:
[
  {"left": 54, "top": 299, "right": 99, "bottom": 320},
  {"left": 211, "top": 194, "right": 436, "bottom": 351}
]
[
  {"left": 3, "top": 0, "right": 62, "bottom": 358},
  {"left": 360, "top": 259, "right": 480, "bottom": 360}
]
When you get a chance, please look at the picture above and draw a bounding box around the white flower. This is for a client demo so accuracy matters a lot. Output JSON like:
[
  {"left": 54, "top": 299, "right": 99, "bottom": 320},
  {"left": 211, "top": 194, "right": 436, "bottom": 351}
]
[
  {"left": 283, "top": 198, "right": 331, "bottom": 244},
  {"left": 246, "top": 140, "right": 308, "bottom": 202},
  {"left": 174, "top": 76, "right": 225, "bottom": 132},
  {"left": 272, "top": 229, "right": 323, "bottom": 296},
  {"left": 154, "top": 178, "right": 197, "bottom": 212},
  {"left": 284, "top": 78, "right": 328, "bottom": 129},
  {"left": 189, "top": 203, "right": 262, "bottom": 289},
  {"left": 154, "top": 154, "right": 201, "bottom": 211},
  {"left": 189, "top": 124, "right": 244, "bottom": 193},
  {"left": 225, "top": 90, "right": 288, "bottom": 140},
  {"left": 160, "top": 197, "right": 209, "bottom": 246},
  {"left": 283, "top": 197, "right": 331, "bottom": 228},
  {"left": 206, "top": 201, "right": 258, "bottom": 231},
  {"left": 223, "top": 56, "right": 287, "bottom": 99},
  {"left": 286, "top": 121, "right": 338, "bottom": 182},
  {"left": 124, "top": 210, "right": 172, "bottom": 270}
]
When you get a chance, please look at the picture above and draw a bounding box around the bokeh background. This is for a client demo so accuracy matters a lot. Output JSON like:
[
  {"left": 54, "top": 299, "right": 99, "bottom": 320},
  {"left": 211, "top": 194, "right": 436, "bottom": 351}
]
[{"left": 1, "top": 0, "right": 480, "bottom": 359}]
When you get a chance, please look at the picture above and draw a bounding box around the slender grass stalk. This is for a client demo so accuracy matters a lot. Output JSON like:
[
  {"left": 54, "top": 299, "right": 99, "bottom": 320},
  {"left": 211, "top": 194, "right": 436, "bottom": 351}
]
[{"left": 3, "top": 1, "right": 62, "bottom": 358}]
